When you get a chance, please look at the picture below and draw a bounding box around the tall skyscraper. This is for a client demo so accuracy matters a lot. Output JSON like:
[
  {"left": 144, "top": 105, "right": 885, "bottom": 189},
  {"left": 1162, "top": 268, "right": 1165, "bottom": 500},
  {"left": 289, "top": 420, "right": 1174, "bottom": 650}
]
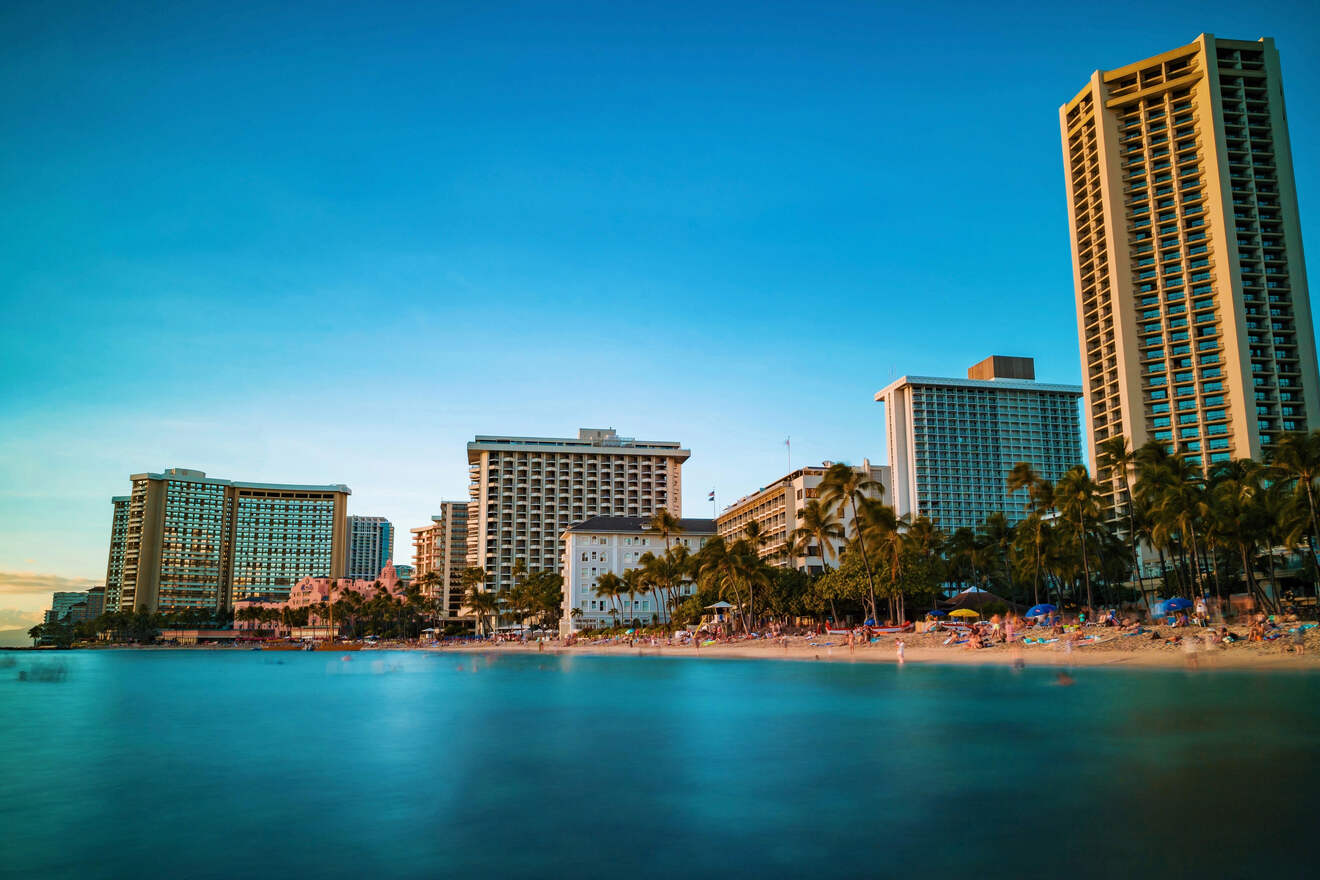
[
  {"left": 103, "top": 496, "right": 129, "bottom": 612},
  {"left": 345, "top": 516, "right": 394, "bottom": 581},
  {"left": 1061, "top": 34, "right": 1319, "bottom": 487},
  {"left": 876, "top": 356, "right": 1083, "bottom": 532},
  {"left": 108, "top": 468, "right": 349, "bottom": 612},
  {"left": 410, "top": 501, "right": 470, "bottom": 621},
  {"left": 467, "top": 428, "right": 688, "bottom": 592}
]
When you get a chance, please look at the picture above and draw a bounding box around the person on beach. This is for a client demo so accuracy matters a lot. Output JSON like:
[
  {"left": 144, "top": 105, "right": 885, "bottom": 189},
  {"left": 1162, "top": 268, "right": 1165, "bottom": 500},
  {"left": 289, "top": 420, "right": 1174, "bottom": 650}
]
[{"left": 896, "top": 639, "right": 905, "bottom": 664}]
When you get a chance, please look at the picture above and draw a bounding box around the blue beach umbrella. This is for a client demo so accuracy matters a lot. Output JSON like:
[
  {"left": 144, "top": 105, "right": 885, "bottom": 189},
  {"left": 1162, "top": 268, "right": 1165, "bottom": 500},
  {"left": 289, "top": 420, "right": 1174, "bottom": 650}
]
[
  {"left": 926, "top": 609, "right": 948, "bottom": 617},
  {"left": 1026, "top": 604, "right": 1057, "bottom": 618},
  {"left": 1155, "top": 598, "right": 1192, "bottom": 615}
]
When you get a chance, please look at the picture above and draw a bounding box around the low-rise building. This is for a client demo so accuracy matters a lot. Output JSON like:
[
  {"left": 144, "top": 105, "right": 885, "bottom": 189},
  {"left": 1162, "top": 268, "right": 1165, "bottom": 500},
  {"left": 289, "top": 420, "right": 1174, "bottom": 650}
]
[
  {"left": 560, "top": 515, "right": 715, "bottom": 634},
  {"left": 233, "top": 561, "right": 409, "bottom": 637},
  {"left": 716, "top": 462, "right": 889, "bottom": 573}
]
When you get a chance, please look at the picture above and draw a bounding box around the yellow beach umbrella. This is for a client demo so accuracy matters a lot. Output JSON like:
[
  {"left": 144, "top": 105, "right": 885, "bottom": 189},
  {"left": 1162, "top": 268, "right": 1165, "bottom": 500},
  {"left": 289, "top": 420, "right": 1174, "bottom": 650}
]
[{"left": 949, "top": 608, "right": 981, "bottom": 619}]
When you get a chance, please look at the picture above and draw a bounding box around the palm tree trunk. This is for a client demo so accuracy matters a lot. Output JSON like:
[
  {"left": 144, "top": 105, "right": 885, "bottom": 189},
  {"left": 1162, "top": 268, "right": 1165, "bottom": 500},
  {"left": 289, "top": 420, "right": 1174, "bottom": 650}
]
[{"left": 848, "top": 498, "right": 881, "bottom": 626}]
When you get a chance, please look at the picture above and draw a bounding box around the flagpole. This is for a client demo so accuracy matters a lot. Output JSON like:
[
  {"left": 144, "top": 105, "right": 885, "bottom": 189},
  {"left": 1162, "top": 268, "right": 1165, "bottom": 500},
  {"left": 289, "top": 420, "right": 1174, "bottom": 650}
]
[{"left": 786, "top": 436, "right": 791, "bottom": 473}]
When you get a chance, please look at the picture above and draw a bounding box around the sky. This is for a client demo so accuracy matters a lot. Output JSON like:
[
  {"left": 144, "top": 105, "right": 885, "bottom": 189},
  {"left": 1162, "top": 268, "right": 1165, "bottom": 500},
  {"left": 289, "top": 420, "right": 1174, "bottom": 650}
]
[{"left": 1, "top": 0, "right": 1318, "bottom": 627}]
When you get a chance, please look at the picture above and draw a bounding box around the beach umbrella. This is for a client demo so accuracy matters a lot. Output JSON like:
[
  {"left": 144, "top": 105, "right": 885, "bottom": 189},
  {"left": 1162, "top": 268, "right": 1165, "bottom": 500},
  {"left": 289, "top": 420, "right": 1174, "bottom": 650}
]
[
  {"left": 1163, "top": 598, "right": 1193, "bottom": 611},
  {"left": 925, "top": 610, "right": 947, "bottom": 618},
  {"left": 949, "top": 608, "right": 980, "bottom": 618},
  {"left": 1026, "top": 604, "right": 1057, "bottom": 618}
]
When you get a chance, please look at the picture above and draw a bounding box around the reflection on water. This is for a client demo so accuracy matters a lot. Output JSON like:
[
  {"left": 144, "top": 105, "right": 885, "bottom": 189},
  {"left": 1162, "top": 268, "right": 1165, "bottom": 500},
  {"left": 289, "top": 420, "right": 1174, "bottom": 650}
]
[
  {"left": 0, "top": 650, "right": 1317, "bottom": 879},
  {"left": 14, "top": 659, "right": 68, "bottom": 682}
]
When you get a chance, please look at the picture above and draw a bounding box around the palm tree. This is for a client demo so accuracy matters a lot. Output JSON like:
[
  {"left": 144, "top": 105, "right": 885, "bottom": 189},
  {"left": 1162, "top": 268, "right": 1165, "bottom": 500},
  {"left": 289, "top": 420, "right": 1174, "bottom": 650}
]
[
  {"left": 594, "top": 571, "right": 626, "bottom": 626},
  {"left": 794, "top": 499, "right": 844, "bottom": 573},
  {"left": 463, "top": 586, "right": 500, "bottom": 636},
  {"left": 1098, "top": 435, "right": 1146, "bottom": 606},
  {"left": 459, "top": 567, "right": 487, "bottom": 632},
  {"left": 1007, "top": 462, "right": 1052, "bottom": 605},
  {"left": 1055, "top": 465, "right": 1101, "bottom": 612},
  {"left": 1268, "top": 431, "right": 1320, "bottom": 593},
  {"left": 853, "top": 498, "right": 904, "bottom": 623},
  {"left": 1207, "top": 459, "right": 1271, "bottom": 612},
  {"left": 818, "top": 463, "right": 883, "bottom": 623},
  {"left": 648, "top": 509, "right": 682, "bottom": 553},
  {"left": 978, "top": 512, "right": 1017, "bottom": 600}
]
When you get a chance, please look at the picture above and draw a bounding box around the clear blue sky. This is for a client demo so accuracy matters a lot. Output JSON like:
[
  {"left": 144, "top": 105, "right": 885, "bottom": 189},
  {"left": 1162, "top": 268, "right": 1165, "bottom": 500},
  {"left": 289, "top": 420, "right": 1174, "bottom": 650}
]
[{"left": 1, "top": 0, "right": 1317, "bottom": 622}]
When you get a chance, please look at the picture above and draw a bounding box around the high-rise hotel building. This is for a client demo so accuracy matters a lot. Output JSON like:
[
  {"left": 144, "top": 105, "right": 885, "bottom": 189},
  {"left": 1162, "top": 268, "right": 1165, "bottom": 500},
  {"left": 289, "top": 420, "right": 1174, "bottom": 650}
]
[
  {"left": 467, "top": 428, "right": 688, "bottom": 592},
  {"left": 410, "top": 501, "right": 470, "bottom": 620},
  {"left": 105, "top": 468, "right": 350, "bottom": 612},
  {"left": 345, "top": 515, "right": 394, "bottom": 581},
  {"left": 876, "top": 357, "right": 1083, "bottom": 532},
  {"left": 1061, "top": 34, "right": 1319, "bottom": 483},
  {"left": 103, "top": 495, "right": 130, "bottom": 613}
]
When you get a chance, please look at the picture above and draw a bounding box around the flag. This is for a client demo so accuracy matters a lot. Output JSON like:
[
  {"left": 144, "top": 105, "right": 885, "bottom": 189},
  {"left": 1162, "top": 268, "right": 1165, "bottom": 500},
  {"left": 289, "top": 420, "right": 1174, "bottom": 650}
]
[{"left": 707, "top": 490, "right": 715, "bottom": 502}]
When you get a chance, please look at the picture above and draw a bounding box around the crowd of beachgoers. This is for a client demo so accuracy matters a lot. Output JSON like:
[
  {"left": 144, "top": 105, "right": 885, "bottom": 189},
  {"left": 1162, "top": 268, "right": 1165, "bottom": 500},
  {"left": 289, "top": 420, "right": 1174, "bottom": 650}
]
[{"left": 418, "top": 607, "right": 1320, "bottom": 669}]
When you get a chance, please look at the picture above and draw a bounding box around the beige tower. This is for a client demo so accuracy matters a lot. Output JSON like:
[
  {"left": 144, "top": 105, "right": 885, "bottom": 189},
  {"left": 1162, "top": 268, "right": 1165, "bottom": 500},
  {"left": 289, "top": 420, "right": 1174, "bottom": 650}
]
[
  {"left": 466, "top": 428, "right": 688, "bottom": 592},
  {"left": 1061, "top": 34, "right": 1319, "bottom": 490}
]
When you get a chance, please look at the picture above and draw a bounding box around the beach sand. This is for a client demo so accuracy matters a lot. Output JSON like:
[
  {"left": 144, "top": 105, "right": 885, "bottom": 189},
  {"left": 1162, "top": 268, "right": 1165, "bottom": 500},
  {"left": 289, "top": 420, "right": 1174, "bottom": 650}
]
[{"left": 435, "top": 625, "right": 1320, "bottom": 671}]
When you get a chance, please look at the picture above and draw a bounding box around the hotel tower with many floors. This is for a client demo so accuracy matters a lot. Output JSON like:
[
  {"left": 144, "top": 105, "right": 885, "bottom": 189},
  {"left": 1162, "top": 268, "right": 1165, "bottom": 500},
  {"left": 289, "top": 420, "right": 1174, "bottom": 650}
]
[
  {"left": 1061, "top": 34, "right": 1320, "bottom": 490},
  {"left": 466, "top": 428, "right": 688, "bottom": 593},
  {"left": 876, "top": 357, "right": 1083, "bottom": 532},
  {"left": 105, "top": 468, "right": 350, "bottom": 613},
  {"left": 345, "top": 515, "right": 394, "bottom": 581}
]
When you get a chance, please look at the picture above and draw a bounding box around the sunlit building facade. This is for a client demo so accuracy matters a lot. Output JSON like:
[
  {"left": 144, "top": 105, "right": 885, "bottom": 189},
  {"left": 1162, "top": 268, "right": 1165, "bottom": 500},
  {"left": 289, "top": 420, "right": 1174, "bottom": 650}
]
[
  {"left": 715, "top": 462, "right": 889, "bottom": 573},
  {"left": 1061, "top": 34, "right": 1320, "bottom": 493},
  {"left": 876, "top": 357, "right": 1083, "bottom": 532},
  {"left": 467, "top": 428, "right": 688, "bottom": 593},
  {"left": 411, "top": 501, "right": 470, "bottom": 620},
  {"left": 110, "top": 467, "right": 350, "bottom": 612},
  {"left": 103, "top": 496, "right": 130, "bottom": 612},
  {"left": 561, "top": 516, "right": 714, "bottom": 633},
  {"left": 346, "top": 515, "right": 394, "bottom": 581}
]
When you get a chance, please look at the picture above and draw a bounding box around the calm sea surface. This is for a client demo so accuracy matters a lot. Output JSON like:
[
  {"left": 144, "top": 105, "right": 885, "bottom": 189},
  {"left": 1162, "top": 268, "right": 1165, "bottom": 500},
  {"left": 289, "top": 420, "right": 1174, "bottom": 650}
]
[{"left": 1, "top": 650, "right": 1317, "bottom": 879}]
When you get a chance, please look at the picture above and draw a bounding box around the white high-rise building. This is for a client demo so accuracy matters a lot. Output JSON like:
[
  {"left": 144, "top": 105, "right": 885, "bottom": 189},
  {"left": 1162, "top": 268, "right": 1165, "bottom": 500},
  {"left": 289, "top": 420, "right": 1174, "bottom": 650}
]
[
  {"left": 876, "top": 356, "right": 1083, "bottom": 532},
  {"left": 467, "top": 428, "right": 689, "bottom": 592}
]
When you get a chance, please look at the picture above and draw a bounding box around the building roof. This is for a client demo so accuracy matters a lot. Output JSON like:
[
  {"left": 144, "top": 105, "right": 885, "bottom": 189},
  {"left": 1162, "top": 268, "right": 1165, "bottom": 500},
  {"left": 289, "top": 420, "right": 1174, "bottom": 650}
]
[
  {"left": 129, "top": 467, "right": 351, "bottom": 494},
  {"left": 564, "top": 515, "right": 716, "bottom": 537},
  {"left": 874, "top": 375, "right": 1083, "bottom": 399},
  {"left": 468, "top": 428, "right": 690, "bottom": 459}
]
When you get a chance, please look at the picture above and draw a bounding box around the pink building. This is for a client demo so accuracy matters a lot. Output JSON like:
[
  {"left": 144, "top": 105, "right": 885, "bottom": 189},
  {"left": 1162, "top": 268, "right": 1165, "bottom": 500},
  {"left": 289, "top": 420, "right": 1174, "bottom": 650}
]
[{"left": 234, "top": 561, "right": 408, "bottom": 636}]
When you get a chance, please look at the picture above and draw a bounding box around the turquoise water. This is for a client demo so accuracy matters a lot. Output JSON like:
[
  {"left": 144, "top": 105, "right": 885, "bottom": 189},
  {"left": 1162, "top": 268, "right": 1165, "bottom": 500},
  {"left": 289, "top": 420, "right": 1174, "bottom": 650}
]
[{"left": 1, "top": 650, "right": 1317, "bottom": 878}]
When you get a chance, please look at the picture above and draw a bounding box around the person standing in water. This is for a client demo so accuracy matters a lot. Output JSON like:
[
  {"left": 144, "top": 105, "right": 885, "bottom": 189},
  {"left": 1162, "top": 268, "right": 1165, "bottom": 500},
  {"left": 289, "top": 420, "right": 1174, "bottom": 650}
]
[{"left": 896, "top": 638, "right": 905, "bottom": 664}]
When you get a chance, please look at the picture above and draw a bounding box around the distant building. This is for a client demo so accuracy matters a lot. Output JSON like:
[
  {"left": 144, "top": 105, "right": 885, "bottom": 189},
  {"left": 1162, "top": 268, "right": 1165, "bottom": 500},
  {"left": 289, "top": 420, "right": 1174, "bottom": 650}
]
[
  {"left": 108, "top": 467, "right": 350, "bottom": 613},
  {"left": 716, "top": 462, "right": 889, "bottom": 573},
  {"left": 410, "top": 501, "right": 470, "bottom": 621},
  {"left": 394, "top": 564, "right": 414, "bottom": 585},
  {"left": 104, "top": 496, "right": 129, "bottom": 612},
  {"left": 346, "top": 516, "right": 394, "bottom": 581},
  {"left": 44, "top": 588, "right": 104, "bottom": 626},
  {"left": 876, "top": 357, "right": 1083, "bottom": 532},
  {"left": 467, "top": 428, "right": 689, "bottom": 592},
  {"left": 561, "top": 516, "right": 715, "bottom": 633}
]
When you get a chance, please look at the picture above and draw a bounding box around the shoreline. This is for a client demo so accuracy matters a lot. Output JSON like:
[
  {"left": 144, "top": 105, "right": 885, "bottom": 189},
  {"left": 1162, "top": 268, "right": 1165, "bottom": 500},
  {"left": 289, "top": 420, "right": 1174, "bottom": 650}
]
[
  {"left": 14, "top": 626, "right": 1320, "bottom": 672},
  {"left": 431, "top": 635, "right": 1320, "bottom": 671}
]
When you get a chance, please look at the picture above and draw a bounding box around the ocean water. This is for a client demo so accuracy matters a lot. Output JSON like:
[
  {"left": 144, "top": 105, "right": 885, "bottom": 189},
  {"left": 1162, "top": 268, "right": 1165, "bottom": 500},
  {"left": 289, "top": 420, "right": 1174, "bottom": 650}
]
[{"left": 1, "top": 650, "right": 1317, "bottom": 879}]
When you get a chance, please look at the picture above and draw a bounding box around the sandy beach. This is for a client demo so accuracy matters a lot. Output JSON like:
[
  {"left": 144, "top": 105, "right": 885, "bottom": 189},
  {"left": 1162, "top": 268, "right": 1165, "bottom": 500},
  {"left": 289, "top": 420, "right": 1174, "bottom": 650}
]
[{"left": 434, "top": 625, "right": 1320, "bottom": 671}]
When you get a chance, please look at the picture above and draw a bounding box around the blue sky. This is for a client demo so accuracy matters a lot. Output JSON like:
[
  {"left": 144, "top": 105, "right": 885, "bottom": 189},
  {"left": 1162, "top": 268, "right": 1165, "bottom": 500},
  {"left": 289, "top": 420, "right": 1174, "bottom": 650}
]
[{"left": 1, "top": 0, "right": 1317, "bottom": 621}]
